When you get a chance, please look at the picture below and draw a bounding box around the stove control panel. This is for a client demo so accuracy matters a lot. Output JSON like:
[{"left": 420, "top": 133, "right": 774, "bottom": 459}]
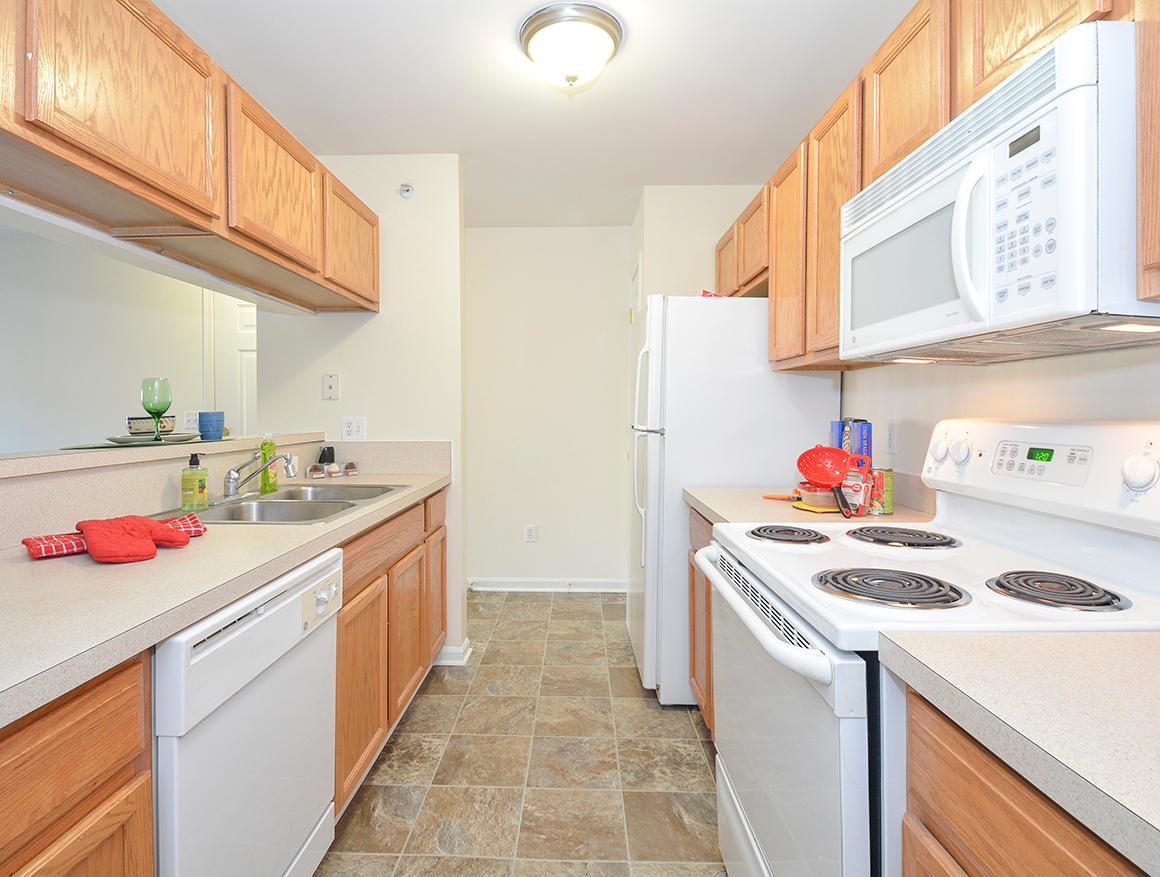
[{"left": 991, "top": 439, "right": 1091, "bottom": 485}]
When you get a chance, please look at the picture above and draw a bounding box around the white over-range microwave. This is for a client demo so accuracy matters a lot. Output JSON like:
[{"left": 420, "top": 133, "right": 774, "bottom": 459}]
[{"left": 840, "top": 22, "right": 1160, "bottom": 364}]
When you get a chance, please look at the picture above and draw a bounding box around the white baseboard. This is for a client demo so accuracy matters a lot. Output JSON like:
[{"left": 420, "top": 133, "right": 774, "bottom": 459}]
[
  {"left": 433, "top": 638, "right": 472, "bottom": 666},
  {"left": 468, "top": 577, "right": 628, "bottom": 594}
]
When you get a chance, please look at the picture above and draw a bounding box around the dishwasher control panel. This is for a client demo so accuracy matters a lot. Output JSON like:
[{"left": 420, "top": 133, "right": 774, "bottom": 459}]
[{"left": 300, "top": 569, "right": 342, "bottom": 635}]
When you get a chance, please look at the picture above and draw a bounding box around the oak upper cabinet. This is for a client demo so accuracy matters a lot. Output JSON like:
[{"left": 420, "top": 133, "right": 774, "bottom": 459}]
[
  {"left": 334, "top": 574, "right": 389, "bottom": 813},
  {"left": 387, "top": 544, "right": 428, "bottom": 725},
  {"left": 425, "top": 525, "right": 448, "bottom": 665},
  {"left": 323, "top": 169, "right": 379, "bottom": 305},
  {"left": 716, "top": 224, "right": 739, "bottom": 295},
  {"left": 226, "top": 81, "right": 322, "bottom": 271},
  {"left": 863, "top": 0, "right": 951, "bottom": 183},
  {"left": 768, "top": 140, "right": 809, "bottom": 363},
  {"left": 951, "top": 0, "right": 1113, "bottom": 115},
  {"left": 1139, "top": 3, "right": 1160, "bottom": 301},
  {"left": 22, "top": 0, "right": 222, "bottom": 219},
  {"left": 805, "top": 78, "right": 862, "bottom": 357},
  {"left": 736, "top": 187, "right": 770, "bottom": 286},
  {"left": 0, "top": 654, "right": 152, "bottom": 876}
]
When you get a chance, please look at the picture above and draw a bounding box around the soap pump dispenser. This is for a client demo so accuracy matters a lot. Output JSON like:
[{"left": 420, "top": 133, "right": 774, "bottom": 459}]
[{"left": 181, "top": 454, "right": 209, "bottom": 512}]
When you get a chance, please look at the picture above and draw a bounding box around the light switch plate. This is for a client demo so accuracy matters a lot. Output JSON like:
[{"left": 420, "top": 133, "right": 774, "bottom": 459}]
[
  {"left": 183, "top": 411, "right": 200, "bottom": 431},
  {"left": 887, "top": 421, "right": 899, "bottom": 455},
  {"left": 341, "top": 416, "right": 366, "bottom": 441}
]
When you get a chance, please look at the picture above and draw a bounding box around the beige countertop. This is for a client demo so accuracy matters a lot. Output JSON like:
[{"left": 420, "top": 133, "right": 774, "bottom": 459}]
[
  {"left": 881, "top": 631, "right": 1160, "bottom": 875},
  {"left": 0, "top": 472, "right": 450, "bottom": 727},
  {"left": 682, "top": 487, "right": 933, "bottom": 525}
]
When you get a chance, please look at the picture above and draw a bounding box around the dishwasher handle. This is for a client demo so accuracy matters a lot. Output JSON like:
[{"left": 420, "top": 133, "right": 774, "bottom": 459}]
[{"left": 695, "top": 545, "right": 833, "bottom": 686}]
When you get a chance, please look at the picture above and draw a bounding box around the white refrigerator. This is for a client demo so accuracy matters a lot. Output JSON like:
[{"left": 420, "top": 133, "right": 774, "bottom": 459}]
[{"left": 629, "top": 294, "right": 840, "bottom": 704}]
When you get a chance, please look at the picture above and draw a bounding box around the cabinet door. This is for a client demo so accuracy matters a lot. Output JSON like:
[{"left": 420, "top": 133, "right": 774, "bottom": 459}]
[
  {"left": 424, "top": 525, "right": 447, "bottom": 666},
  {"left": 901, "top": 813, "right": 968, "bottom": 877},
  {"left": 15, "top": 772, "right": 153, "bottom": 877},
  {"left": 688, "top": 550, "right": 712, "bottom": 735},
  {"left": 715, "top": 225, "right": 738, "bottom": 295},
  {"left": 863, "top": 0, "right": 951, "bottom": 183},
  {"left": 23, "top": 0, "right": 220, "bottom": 217},
  {"left": 388, "top": 544, "right": 427, "bottom": 725},
  {"left": 1139, "top": 4, "right": 1160, "bottom": 301},
  {"left": 323, "top": 170, "right": 379, "bottom": 303},
  {"left": 952, "top": 0, "right": 1111, "bottom": 115},
  {"left": 768, "top": 141, "right": 809, "bottom": 362},
  {"left": 226, "top": 81, "right": 322, "bottom": 270},
  {"left": 736, "top": 187, "right": 769, "bottom": 285},
  {"left": 806, "top": 79, "right": 862, "bottom": 354},
  {"left": 334, "top": 575, "right": 388, "bottom": 811}
]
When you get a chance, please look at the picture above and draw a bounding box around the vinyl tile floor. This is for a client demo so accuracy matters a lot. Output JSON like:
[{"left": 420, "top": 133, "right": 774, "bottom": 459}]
[{"left": 315, "top": 590, "right": 724, "bottom": 877}]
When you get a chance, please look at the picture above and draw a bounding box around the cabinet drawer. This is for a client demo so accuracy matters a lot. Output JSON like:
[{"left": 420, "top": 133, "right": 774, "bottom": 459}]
[
  {"left": 425, "top": 490, "right": 446, "bottom": 532},
  {"left": 906, "top": 690, "right": 1143, "bottom": 876},
  {"left": 342, "top": 504, "right": 425, "bottom": 599},
  {"left": 0, "top": 656, "right": 148, "bottom": 864},
  {"left": 688, "top": 509, "right": 713, "bottom": 552}
]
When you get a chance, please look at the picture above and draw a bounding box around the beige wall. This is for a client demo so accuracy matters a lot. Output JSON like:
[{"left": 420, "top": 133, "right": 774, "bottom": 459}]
[
  {"left": 842, "top": 346, "right": 1160, "bottom": 481},
  {"left": 257, "top": 154, "right": 468, "bottom": 658},
  {"left": 462, "top": 226, "right": 633, "bottom": 589}
]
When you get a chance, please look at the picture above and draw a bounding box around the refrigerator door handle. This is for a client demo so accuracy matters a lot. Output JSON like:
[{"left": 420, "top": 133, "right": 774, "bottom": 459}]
[
  {"left": 632, "top": 430, "right": 647, "bottom": 567},
  {"left": 631, "top": 343, "right": 650, "bottom": 431},
  {"left": 631, "top": 426, "right": 665, "bottom": 436}
]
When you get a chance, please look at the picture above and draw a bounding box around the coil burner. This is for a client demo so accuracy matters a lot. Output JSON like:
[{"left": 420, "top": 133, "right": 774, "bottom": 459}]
[
  {"left": 986, "top": 570, "right": 1127, "bottom": 611},
  {"left": 847, "top": 526, "right": 961, "bottom": 549},
  {"left": 747, "top": 525, "right": 829, "bottom": 545},
  {"left": 813, "top": 568, "right": 970, "bottom": 608}
]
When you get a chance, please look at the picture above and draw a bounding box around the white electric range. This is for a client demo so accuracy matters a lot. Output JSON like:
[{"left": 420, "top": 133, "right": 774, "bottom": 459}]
[{"left": 696, "top": 419, "right": 1160, "bottom": 877}]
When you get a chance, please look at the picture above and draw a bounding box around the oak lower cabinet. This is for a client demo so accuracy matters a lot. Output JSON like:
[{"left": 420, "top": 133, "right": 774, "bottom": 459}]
[
  {"left": 334, "top": 574, "right": 389, "bottom": 813},
  {"left": 716, "top": 224, "right": 739, "bottom": 295},
  {"left": 387, "top": 544, "right": 427, "bottom": 724},
  {"left": 0, "top": 654, "right": 153, "bottom": 877},
  {"left": 425, "top": 525, "right": 448, "bottom": 665},
  {"left": 904, "top": 689, "right": 1144, "bottom": 876},
  {"left": 863, "top": 0, "right": 951, "bottom": 184},
  {"left": 687, "top": 509, "right": 713, "bottom": 736}
]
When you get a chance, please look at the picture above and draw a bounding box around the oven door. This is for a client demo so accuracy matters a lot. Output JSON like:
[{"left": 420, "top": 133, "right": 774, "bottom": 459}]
[
  {"left": 840, "top": 152, "right": 991, "bottom": 359},
  {"left": 696, "top": 546, "right": 869, "bottom": 877}
]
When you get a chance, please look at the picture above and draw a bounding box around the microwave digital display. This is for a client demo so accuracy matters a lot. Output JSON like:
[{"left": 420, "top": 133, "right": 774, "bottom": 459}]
[
  {"left": 1009, "top": 126, "right": 1041, "bottom": 158},
  {"left": 1027, "top": 447, "right": 1054, "bottom": 462}
]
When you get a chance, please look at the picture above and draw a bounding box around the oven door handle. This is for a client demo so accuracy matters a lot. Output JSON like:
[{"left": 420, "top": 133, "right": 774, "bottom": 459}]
[
  {"left": 695, "top": 545, "right": 833, "bottom": 686},
  {"left": 950, "top": 157, "right": 988, "bottom": 323}
]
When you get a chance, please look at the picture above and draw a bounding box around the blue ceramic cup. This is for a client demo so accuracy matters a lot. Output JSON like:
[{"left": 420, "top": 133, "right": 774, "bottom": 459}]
[{"left": 198, "top": 411, "right": 225, "bottom": 440}]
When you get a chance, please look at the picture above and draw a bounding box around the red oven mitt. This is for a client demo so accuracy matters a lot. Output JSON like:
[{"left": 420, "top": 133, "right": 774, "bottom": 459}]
[{"left": 75, "top": 515, "right": 191, "bottom": 563}]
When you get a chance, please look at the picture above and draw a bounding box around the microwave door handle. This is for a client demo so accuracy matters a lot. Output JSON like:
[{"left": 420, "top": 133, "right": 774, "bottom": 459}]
[
  {"left": 951, "top": 159, "right": 988, "bottom": 322},
  {"left": 695, "top": 545, "right": 834, "bottom": 686}
]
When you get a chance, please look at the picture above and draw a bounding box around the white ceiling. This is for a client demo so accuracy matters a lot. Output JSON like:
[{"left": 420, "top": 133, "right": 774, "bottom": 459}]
[{"left": 156, "top": 1, "right": 915, "bottom": 227}]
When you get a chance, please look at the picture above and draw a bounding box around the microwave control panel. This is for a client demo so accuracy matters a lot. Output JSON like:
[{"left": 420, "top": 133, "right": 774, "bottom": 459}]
[
  {"left": 991, "top": 110, "right": 1060, "bottom": 315},
  {"left": 991, "top": 439, "right": 1091, "bottom": 486}
]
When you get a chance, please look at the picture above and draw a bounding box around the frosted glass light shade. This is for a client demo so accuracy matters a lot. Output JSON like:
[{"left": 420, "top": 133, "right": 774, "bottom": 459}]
[{"left": 520, "top": 5, "right": 622, "bottom": 90}]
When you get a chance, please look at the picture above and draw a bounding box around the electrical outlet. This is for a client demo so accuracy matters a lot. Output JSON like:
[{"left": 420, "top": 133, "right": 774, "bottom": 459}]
[
  {"left": 322, "top": 374, "right": 340, "bottom": 400},
  {"left": 183, "top": 411, "right": 200, "bottom": 431},
  {"left": 341, "top": 416, "right": 366, "bottom": 441},
  {"left": 887, "top": 421, "right": 900, "bottom": 455},
  {"left": 523, "top": 524, "right": 537, "bottom": 543}
]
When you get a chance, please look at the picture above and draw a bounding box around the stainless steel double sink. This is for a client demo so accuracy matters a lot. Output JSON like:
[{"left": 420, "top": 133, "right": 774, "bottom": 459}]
[{"left": 195, "top": 484, "right": 407, "bottom": 524}]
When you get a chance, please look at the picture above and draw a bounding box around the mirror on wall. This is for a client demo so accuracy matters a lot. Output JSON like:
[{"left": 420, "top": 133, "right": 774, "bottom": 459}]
[{"left": 0, "top": 213, "right": 263, "bottom": 457}]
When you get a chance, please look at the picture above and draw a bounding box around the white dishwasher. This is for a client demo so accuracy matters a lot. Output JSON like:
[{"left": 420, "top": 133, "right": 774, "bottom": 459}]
[{"left": 155, "top": 548, "right": 342, "bottom": 877}]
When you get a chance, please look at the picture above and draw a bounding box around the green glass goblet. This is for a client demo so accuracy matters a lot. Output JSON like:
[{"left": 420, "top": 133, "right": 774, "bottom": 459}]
[{"left": 140, "top": 377, "right": 172, "bottom": 442}]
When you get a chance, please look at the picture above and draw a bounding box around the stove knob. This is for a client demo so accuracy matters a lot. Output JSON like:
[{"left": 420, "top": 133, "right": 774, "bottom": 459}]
[
  {"left": 950, "top": 440, "right": 972, "bottom": 466},
  {"left": 1121, "top": 454, "right": 1159, "bottom": 492},
  {"left": 929, "top": 439, "right": 949, "bottom": 462}
]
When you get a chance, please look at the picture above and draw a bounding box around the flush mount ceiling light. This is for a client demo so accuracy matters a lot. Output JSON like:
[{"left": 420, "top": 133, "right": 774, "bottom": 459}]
[{"left": 520, "top": 3, "right": 623, "bottom": 91}]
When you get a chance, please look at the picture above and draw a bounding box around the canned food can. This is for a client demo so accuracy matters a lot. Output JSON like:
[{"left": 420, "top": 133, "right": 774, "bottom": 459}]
[{"left": 869, "top": 468, "right": 894, "bottom": 515}]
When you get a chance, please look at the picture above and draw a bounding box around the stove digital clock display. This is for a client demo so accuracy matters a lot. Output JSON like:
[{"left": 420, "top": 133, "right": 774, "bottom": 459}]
[{"left": 1027, "top": 447, "right": 1055, "bottom": 462}]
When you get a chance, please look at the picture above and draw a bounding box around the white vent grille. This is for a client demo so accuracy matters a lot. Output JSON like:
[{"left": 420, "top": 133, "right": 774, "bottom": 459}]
[
  {"left": 717, "top": 553, "right": 812, "bottom": 650},
  {"left": 844, "top": 48, "right": 1057, "bottom": 231}
]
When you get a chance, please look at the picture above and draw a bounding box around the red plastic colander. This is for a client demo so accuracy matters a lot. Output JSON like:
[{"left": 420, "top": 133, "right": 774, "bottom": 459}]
[{"left": 797, "top": 445, "right": 872, "bottom": 518}]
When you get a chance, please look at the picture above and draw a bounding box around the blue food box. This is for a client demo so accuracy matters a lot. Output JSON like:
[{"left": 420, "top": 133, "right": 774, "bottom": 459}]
[{"left": 829, "top": 419, "right": 872, "bottom": 464}]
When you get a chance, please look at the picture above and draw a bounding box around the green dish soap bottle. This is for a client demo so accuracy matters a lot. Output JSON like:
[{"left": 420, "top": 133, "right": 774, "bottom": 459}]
[
  {"left": 260, "top": 433, "right": 278, "bottom": 494},
  {"left": 181, "top": 454, "right": 209, "bottom": 512}
]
